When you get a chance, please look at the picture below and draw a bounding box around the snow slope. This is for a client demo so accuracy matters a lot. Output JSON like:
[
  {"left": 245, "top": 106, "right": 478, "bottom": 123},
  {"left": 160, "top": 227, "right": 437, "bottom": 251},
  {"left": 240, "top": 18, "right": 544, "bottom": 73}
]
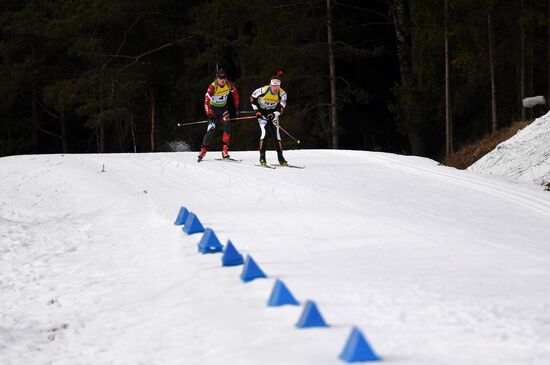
[
  {"left": 1, "top": 150, "right": 550, "bottom": 365},
  {"left": 469, "top": 111, "right": 550, "bottom": 186}
]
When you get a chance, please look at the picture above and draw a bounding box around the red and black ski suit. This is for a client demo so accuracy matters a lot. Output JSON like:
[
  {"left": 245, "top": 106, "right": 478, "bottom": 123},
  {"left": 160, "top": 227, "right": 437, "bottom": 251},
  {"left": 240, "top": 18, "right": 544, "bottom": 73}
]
[{"left": 202, "top": 80, "right": 240, "bottom": 148}]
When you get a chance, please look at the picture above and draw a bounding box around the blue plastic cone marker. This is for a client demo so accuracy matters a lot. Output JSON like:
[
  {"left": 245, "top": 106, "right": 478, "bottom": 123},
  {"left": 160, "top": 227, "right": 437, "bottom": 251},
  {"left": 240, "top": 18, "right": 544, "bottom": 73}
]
[
  {"left": 174, "top": 206, "right": 190, "bottom": 225},
  {"left": 182, "top": 212, "right": 205, "bottom": 235},
  {"left": 339, "top": 327, "right": 381, "bottom": 363},
  {"left": 197, "top": 228, "right": 224, "bottom": 254},
  {"left": 295, "top": 300, "right": 329, "bottom": 328},
  {"left": 221, "top": 240, "right": 244, "bottom": 266},
  {"left": 240, "top": 255, "right": 267, "bottom": 282},
  {"left": 267, "top": 279, "right": 299, "bottom": 306}
]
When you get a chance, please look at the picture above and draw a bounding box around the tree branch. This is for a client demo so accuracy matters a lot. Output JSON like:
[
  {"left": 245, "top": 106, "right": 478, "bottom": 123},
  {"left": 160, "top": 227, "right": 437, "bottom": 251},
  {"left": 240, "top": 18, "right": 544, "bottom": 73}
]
[
  {"left": 101, "top": 16, "right": 141, "bottom": 72},
  {"left": 37, "top": 127, "right": 63, "bottom": 140},
  {"left": 113, "top": 36, "right": 195, "bottom": 72},
  {"left": 37, "top": 100, "right": 60, "bottom": 119},
  {"left": 338, "top": 22, "right": 393, "bottom": 31},
  {"left": 334, "top": 2, "right": 391, "bottom": 21}
]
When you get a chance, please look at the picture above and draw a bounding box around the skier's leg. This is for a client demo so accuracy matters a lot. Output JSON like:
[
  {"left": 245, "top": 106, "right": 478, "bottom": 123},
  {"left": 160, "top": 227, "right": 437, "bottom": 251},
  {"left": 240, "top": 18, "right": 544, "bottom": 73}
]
[
  {"left": 264, "top": 121, "right": 281, "bottom": 164},
  {"left": 258, "top": 118, "right": 268, "bottom": 163},
  {"left": 274, "top": 118, "right": 287, "bottom": 165},
  {"left": 264, "top": 121, "right": 278, "bottom": 163},
  {"left": 202, "top": 120, "right": 217, "bottom": 146},
  {"left": 199, "top": 120, "right": 217, "bottom": 160},
  {"left": 222, "top": 115, "right": 231, "bottom": 158}
]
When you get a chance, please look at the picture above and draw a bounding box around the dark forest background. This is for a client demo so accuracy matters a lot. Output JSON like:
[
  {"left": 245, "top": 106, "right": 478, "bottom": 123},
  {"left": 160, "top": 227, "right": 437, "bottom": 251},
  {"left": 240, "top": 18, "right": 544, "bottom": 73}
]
[{"left": 1, "top": 0, "right": 549, "bottom": 160}]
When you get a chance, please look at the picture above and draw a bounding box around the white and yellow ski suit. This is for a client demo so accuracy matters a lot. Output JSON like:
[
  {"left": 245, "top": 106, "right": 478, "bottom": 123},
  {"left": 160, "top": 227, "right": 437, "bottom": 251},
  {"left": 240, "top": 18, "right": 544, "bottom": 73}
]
[{"left": 250, "top": 85, "right": 288, "bottom": 163}]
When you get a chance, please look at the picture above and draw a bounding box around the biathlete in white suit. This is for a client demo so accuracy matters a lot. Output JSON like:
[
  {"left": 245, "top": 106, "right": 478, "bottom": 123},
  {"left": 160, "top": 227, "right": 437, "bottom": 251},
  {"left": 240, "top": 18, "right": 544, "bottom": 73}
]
[{"left": 250, "top": 71, "right": 288, "bottom": 166}]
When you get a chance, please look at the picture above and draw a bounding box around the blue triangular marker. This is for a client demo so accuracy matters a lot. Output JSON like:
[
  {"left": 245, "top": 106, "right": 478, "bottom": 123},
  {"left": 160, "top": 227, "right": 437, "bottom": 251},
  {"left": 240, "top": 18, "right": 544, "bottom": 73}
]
[
  {"left": 339, "top": 327, "right": 381, "bottom": 362},
  {"left": 221, "top": 240, "right": 244, "bottom": 266},
  {"left": 240, "top": 255, "right": 267, "bottom": 282},
  {"left": 197, "top": 228, "right": 224, "bottom": 254},
  {"left": 182, "top": 212, "right": 205, "bottom": 234},
  {"left": 296, "top": 300, "right": 328, "bottom": 328},
  {"left": 268, "top": 279, "right": 299, "bottom": 306},
  {"left": 174, "top": 206, "right": 190, "bottom": 225}
]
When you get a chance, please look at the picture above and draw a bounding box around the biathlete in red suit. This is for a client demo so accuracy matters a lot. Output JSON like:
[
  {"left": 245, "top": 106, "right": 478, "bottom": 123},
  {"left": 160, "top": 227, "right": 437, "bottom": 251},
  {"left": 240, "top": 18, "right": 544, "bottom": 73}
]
[{"left": 197, "top": 69, "right": 240, "bottom": 161}]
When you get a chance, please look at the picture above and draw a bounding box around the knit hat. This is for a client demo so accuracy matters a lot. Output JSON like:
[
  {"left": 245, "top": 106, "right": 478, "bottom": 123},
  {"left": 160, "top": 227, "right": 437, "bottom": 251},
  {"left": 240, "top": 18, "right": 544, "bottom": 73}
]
[{"left": 270, "top": 70, "right": 283, "bottom": 86}]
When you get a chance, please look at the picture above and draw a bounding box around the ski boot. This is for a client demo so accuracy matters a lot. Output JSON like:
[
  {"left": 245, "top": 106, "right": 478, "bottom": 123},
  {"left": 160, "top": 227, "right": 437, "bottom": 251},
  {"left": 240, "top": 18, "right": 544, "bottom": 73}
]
[
  {"left": 277, "top": 142, "right": 288, "bottom": 167},
  {"left": 259, "top": 157, "right": 267, "bottom": 167},
  {"left": 222, "top": 143, "right": 230, "bottom": 159},
  {"left": 197, "top": 146, "right": 207, "bottom": 162}
]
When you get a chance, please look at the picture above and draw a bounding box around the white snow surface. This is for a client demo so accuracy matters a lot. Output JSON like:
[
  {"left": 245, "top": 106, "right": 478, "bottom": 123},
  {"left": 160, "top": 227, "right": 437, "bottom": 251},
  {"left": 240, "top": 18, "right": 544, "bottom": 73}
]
[
  {"left": 469, "top": 111, "right": 550, "bottom": 186},
  {"left": 1, "top": 150, "right": 550, "bottom": 365}
]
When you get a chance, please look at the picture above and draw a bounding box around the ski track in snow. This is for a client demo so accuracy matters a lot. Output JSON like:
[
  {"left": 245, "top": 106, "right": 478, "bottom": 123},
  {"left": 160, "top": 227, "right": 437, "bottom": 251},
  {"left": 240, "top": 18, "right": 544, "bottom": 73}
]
[{"left": 1, "top": 150, "right": 550, "bottom": 365}]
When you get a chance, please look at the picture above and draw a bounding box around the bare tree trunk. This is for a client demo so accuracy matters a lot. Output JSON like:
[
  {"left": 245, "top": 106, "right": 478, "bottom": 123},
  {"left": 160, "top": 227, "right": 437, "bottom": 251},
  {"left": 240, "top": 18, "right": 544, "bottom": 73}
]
[
  {"left": 95, "top": 128, "right": 100, "bottom": 152},
  {"left": 392, "top": 0, "right": 413, "bottom": 76},
  {"left": 316, "top": 78, "right": 331, "bottom": 147},
  {"left": 520, "top": 0, "right": 526, "bottom": 120},
  {"left": 32, "top": 85, "right": 39, "bottom": 153},
  {"left": 314, "top": 29, "right": 332, "bottom": 148},
  {"left": 98, "top": 72, "right": 105, "bottom": 153},
  {"left": 115, "top": 117, "right": 123, "bottom": 152},
  {"left": 99, "top": 125, "right": 105, "bottom": 153},
  {"left": 7, "top": 120, "right": 12, "bottom": 155},
  {"left": 392, "top": 0, "right": 427, "bottom": 156},
  {"left": 488, "top": 9, "right": 498, "bottom": 133},
  {"left": 129, "top": 94, "right": 137, "bottom": 153},
  {"left": 445, "top": 0, "right": 453, "bottom": 155},
  {"left": 60, "top": 109, "right": 68, "bottom": 153},
  {"left": 150, "top": 88, "right": 157, "bottom": 152},
  {"left": 31, "top": 45, "right": 39, "bottom": 154},
  {"left": 130, "top": 112, "right": 137, "bottom": 153},
  {"left": 327, "top": 0, "right": 338, "bottom": 149}
]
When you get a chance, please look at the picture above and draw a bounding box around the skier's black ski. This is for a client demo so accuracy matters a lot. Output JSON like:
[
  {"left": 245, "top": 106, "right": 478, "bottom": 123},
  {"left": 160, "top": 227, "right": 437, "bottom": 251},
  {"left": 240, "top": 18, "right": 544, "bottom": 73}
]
[
  {"left": 198, "top": 157, "right": 241, "bottom": 163},
  {"left": 215, "top": 158, "right": 243, "bottom": 162},
  {"left": 255, "top": 164, "right": 276, "bottom": 169},
  {"left": 269, "top": 164, "right": 305, "bottom": 169}
]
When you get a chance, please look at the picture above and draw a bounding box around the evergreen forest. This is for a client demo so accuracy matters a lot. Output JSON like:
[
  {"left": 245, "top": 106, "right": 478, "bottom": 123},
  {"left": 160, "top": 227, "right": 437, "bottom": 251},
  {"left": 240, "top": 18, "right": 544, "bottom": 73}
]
[{"left": 1, "top": 0, "right": 549, "bottom": 159}]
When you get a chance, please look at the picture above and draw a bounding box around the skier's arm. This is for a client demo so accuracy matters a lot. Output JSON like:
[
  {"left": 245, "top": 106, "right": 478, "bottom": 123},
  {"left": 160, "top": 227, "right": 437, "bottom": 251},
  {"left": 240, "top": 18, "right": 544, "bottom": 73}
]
[
  {"left": 250, "top": 87, "right": 263, "bottom": 111},
  {"left": 204, "top": 84, "right": 216, "bottom": 116},
  {"left": 274, "top": 90, "right": 287, "bottom": 118}
]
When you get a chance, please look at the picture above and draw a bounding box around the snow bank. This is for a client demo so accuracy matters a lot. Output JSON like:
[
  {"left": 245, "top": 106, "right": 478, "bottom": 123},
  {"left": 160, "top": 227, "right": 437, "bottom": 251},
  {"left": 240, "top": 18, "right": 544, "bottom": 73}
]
[
  {"left": 469, "top": 111, "right": 550, "bottom": 186},
  {"left": 1, "top": 150, "right": 550, "bottom": 364}
]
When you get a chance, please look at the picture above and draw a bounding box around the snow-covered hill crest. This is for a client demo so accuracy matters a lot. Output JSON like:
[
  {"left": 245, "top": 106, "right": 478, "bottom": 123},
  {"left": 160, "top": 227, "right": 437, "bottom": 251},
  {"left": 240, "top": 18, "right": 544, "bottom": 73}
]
[{"left": 469, "top": 111, "right": 550, "bottom": 186}]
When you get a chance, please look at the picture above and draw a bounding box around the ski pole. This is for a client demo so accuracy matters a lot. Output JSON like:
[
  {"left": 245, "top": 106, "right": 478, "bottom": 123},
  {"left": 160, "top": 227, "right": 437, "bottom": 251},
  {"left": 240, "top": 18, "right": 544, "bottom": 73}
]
[
  {"left": 231, "top": 116, "right": 257, "bottom": 121},
  {"left": 244, "top": 112, "right": 301, "bottom": 144},
  {"left": 240, "top": 114, "right": 302, "bottom": 144},
  {"left": 239, "top": 115, "right": 302, "bottom": 144},
  {"left": 176, "top": 115, "right": 256, "bottom": 127},
  {"left": 176, "top": 120, "right": 209, "bottom": 127},
  {"left": 278, "top": 124, "right": 301, "bottom": 144}
]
